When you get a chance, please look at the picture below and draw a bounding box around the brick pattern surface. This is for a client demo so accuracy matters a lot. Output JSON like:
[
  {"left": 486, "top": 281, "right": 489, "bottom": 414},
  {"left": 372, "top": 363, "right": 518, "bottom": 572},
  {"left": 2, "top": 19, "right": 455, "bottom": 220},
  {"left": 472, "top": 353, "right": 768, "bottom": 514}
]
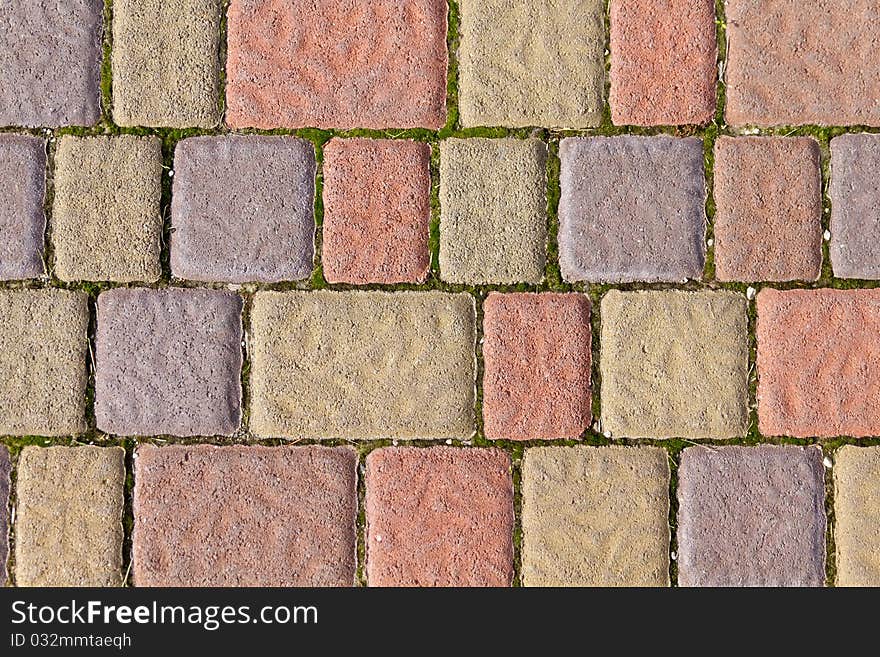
[
  {"left": 834, "top": 446, "right": 880, "bottom": 586},
  {"left": 0, "top": 135, "right": 46, "bottom": 280}
]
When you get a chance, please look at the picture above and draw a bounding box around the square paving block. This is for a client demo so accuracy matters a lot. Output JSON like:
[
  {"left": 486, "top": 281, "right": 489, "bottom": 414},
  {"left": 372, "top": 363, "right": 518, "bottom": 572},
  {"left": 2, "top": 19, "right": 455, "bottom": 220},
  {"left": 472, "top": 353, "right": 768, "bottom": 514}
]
[
  {"left": 0, "top": 134, "right": 46, "bottom": 280},
  {"left": 834, "top": 446, "right": 880, "bottom": 586}
]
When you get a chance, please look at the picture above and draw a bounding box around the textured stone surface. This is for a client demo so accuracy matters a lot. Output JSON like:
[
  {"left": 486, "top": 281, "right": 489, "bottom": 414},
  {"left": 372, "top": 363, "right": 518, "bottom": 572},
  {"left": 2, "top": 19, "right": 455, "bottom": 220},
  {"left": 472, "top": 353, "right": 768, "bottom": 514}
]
[
  {"left": 322, "top": 138, "right": 431, "bottom": 285},
  {"left": 459, "top": 0, "right": 604, "bottom": 128},
  {"left": 439, "top": 138, "right": 547, "bottom": 284},
  {"left": 15, "top": 446, "right": 125, "bottom": 587},
  {"left": 0, "top": 135, "right": 45, "bottom": 280},
  {"left": 133, "top": 445, "right": 357, "bottom": 586},
  {"left": 610, "top": 0, "right": 716, "bottom": 126},
  {"left": 725, "top": 0, "right": 880, "bottom": 126},
  {"left": 0, "top": 289, "right": 88, "bottom": 436},
  {"left": 830, "top": 134, "right": 880, "bottom": 279},
  {"left": 0, "top": 446, "right": 9, "bottom": 586},
  {"left": 714, "top": 137, "right": 822, "bottom": 282},
  {"left": 601, "top": 290, "right": 749, "bottom": 439},
  {"left": 95, "top": 288, "right": 243, "bottom": 437},
  {"left": 834, "top": 446, "right": 880, "bottom": 586},
  {"left": 0, "top": 0, "right": 102, "bottom": 127},
  {"left": 226, "top": 0, "right": 447, "bottom": 129},
  {"left": 251, "top": 291, "right": 475, "bottom": 440},
  {"left": 522, "top": 447, "right": 669, "bottom": 587},
  {"left": 757, "top": 288, "right": 880, "bottom": 438},
  {"left": 677, "top": 445, "right": 826, "bottom": 587},
  {"left": 559, "top": 136, "right": 706, "bottom": 283},
  {"left": 112, "top": 0, "right": 222, "bottom": 127},
  {"left": 52, "top": 136, "right": 163, "bottom": 283},
  {"left": 171, "top": 136, "right": 315, "bottom": 283},
  {"left": 365, "top": 447, "right": 514, "bottom": 586},
  {"left": 482, "top": 293, "right": 591, "bottom": 441}
]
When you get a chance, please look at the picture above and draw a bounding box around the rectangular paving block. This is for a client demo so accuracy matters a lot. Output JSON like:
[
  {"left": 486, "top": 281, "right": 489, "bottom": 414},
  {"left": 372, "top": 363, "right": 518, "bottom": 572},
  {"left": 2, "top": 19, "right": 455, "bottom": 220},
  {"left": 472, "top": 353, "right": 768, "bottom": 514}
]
[
  {"left": 0, "top": 134, "right": 46, "bottom": 280},
  {"left": 725, "top": 0, "right": 880, "bottom": 126},
  {"left": 52, "top": 136, "right": 163, "bottom": 283},
  {"left": 365, "top": 447, "right": 514, "bottom": 586},
  {"left": 830, "top": 134, "right": 880, "bottom": 279},
  {"left": 677, "top": 445, "right": 826, "bottom": 587},
  {"left": 133, "top": 445, "right": 357, "bottom": 586},
  {"left": 559, "top": 136, "right": 706, "bottom": 283},
  {"left": 439, "top": 138, "right": 547, "bottom": 284},
  {"left": 322, "top": 138, "right": 431, "bottom": 285},
  {"left": 600, "top": 290, "right": 749, "bottom": 439},
  {"left": 834, "top": 446, "right": 880, "bottom": 586},
  {"left": 112, "top": 0, "right": 223, "bottom": 127},
  {"left": 0, "top": 289, "right": 89, "bottom": 436},
  {"left": 15, "top": 446, "right": 125, "bottom": 587},
  {"left": 95, "top": 288, "right": 243, "bottom": 437},
  {"left": 0, "top": 0, "right": 102, "bottom": 127},
  {"left": 610, "top": 0, "right": 716, "bottom": 126},
  {"left": 482, "top": 293, "right": 591, "bottom": 441},
  {"left": 226, "top": 0, "right": 448, "bottom": 129},
  {"left": 459, "top": 0, "right": 604, "bottom": 128},
  {"left": 171, "top": 135, "right": 315, "bottom": 283},
  {"left": 714, "top": 137, "right": 823, "bottom": 282},
  {"left": 522, "top": 447, "right": 670, "bottom": 587},
  {"left": 0, "top": 445, "right": 8, "bottom": 586},
  {"left": 251, "top": 291, "right": 475, "bottom": 440},
  {"left": 757, "top": 288, "right": 880, "bottom": 438}
]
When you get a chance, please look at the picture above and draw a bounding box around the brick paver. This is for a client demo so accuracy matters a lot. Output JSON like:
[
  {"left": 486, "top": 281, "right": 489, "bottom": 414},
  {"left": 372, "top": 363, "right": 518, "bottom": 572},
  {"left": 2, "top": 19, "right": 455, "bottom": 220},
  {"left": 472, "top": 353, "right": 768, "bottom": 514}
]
[
  {"left": 677, "top": 445, "right": 826, "bottom": 587},
  {"left": 365, "top": 447, "right": 514, "bottom": 586},
  {"left": 482, "top": 293, "right": 591, "bottom": 441},
  {"left": 226, "top": 0, "right": 447, "bottom": 129},
  {"left": 0, "top": 0, "right": 102, "bottom": 127},
  {"left": 52, "top": 136, "right": 163, "bottom": 283},
  {"left": 522, "top": 447, "right": 670, "bottom": 587},
  {"left": 609, "top": 0, "right": 716, "bottom": 126},
  {"left": 0, "top": 135, "right": 46, "bottom": 280},
  {"left": 95, "top": 288, "right": 243, "bottom": 437},
  {"left": 15, "top": 446, "right": 125, "bottom": 587},
  {"left": 459, "top": 0, "right": 604, "bottom": 128},
  {"left": 439, "top": 138, "right": 547, "bottom": 284},
  {"left": 0, "top": 290, "right": 89, "bottom": 436},
  {"left": 600, "top": 290, "right": 749, "bottom": 439},
  {"left": 133, "top": 445, "right": 357, "bottom": 586},
  {"left": 0, "top": 446, "right": 8, "bottom": 586},
  {"left": 558, "top": 136, "right": 706, "bottom": 283},
  {"left": 171, "top": 136, "right": 315, "bottom": 283},
  {"left": 322, "top": 139, "right": 431, "bottom": 285},
  {"left": 251, "top": 291, "right": 475, "bottom": 440},
  {"left": 713, "top": 137, "right": 823, "bottom": 282},
  {"left": 834, "top": 446, "right": 880, "bottom": 586}
]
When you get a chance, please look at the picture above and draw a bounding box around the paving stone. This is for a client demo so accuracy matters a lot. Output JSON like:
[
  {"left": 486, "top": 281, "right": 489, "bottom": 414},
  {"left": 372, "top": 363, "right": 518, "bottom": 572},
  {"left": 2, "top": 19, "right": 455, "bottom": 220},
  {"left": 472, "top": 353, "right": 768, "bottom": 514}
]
[
  {"left": 482, "top": 293, "right": 591, "bottom": 441},
  {"left": 95, "top": 288, "right": 243, "bottom": 437},
  {"left": 439, "top": 138, "right": 547, "bottom": 284},
  {"left": 133, "top": 445, "right": 357, "bottom": 586},
  {"left": 757, "top": 288, "right": 880, "bottom": 438},
  {"left": 559, "top": 136, "right": 706, "bottom": 283},
  {"left": 830, "top": 134, "right": 880, "bottom": 279},
  {"left": 112, "top": 0, "right": 222, "bottom": 127},
  {"left": 365, "top": 447, "right": 514, "bottom": 586},
  {"left": 725, "top": 0, "right": 880, "bottom": 126},
  {"left": 0, "top": 289, "right": 89, "bottom": 436},
  {"left": 677, "top": 445, "right": 826, "bottom": 587},
  {"left": 459, "top": 0, "right": 604, "bottom": 128},
  {"left": 52, "top": 136, "right": 163, "bottom": 283},
  {"left": 600, "top": 290, "right": 749, "bottom": 439},
  {"left": 0, "top": 446, "right": 9, "bottom": 586},
  {"left": 609, "top": 0, "right": 716, "bottom": 126},
  {"left": 0, "top": 135, "right": 46, "bottom": 280},
  {"left": 226, "top": 0, "right": 447, "bottom": 129},
  {"left": 15, "top": 446, "right": 125, "bottom": 587},
  {"left": 171, "top": 135, "right": 315, "bottom": 283},
  {"left": 0, "top": 0, "right": 102, "bottom": 127},
  {"left": 251, "top": 291, "right": 475, "bottom": 440},
  {"left": 522, "top": 447, "right": 670, "bottom": 587},
  {"left": 322, "top": 138, "right": 431, "bottom": 285},
  {"left": 834, "top": 446, "right": 880, "bottom": 586},
  {"left": 713, "top": 136, "right": 823, "bottom": 282}
]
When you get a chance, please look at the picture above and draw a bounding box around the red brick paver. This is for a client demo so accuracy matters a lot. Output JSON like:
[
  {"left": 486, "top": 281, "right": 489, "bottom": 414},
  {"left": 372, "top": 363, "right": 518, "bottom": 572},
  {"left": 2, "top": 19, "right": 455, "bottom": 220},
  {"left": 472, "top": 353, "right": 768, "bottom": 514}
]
[{"left": 0, "top": 135, "right": 46, "bottom": 280}]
